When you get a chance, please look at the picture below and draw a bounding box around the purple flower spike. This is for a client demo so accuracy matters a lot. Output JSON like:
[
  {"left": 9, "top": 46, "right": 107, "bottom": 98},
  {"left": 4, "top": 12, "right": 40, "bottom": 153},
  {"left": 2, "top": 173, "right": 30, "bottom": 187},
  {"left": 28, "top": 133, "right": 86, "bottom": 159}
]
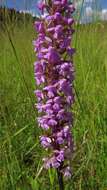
[{"left": 33, "top": 0, "right": 75, "bottom": 179}]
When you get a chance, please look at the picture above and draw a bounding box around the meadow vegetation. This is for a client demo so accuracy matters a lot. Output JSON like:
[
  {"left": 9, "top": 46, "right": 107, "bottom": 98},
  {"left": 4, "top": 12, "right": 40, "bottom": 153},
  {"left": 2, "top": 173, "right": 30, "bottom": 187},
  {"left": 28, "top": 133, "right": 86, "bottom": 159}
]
[{"left": 0, "top": 9, "right": 107, "bottom": 190}]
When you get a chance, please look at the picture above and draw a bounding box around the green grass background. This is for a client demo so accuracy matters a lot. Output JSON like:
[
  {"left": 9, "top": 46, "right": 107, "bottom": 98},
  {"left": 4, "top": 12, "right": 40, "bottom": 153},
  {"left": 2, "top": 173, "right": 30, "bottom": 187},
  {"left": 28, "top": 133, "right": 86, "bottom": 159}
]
[{"left": 0, "top": 12, "right": 107, "bottom": 190}]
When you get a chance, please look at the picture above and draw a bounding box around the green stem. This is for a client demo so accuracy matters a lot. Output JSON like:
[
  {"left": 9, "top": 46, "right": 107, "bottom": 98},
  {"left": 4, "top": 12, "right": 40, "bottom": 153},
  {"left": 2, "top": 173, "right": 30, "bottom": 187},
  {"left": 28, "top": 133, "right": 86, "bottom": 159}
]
[{"left": 57, "top": 168, "right": 64, "bottom": 190}]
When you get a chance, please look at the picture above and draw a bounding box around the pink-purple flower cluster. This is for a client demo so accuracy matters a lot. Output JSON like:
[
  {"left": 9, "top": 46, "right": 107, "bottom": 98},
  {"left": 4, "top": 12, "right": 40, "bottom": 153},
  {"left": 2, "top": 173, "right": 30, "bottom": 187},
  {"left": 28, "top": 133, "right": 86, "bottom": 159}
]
[{"left": 33, "top": 0, "right": 75, "bottom": 178}]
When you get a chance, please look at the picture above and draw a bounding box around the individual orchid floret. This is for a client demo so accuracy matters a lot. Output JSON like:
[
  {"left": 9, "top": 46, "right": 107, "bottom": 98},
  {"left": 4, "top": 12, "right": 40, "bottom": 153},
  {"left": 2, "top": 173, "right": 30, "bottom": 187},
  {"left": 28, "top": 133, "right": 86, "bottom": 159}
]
[{"left": 40, "top": 136, "right": 52, "bottom": 148}]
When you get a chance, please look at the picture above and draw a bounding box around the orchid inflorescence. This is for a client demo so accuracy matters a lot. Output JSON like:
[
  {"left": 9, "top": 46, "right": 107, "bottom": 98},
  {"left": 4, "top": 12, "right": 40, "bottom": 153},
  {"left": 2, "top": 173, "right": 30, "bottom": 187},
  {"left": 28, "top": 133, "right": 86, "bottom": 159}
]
[{"left": 33, "top": 0, "right": 75, "bottom": 178}]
